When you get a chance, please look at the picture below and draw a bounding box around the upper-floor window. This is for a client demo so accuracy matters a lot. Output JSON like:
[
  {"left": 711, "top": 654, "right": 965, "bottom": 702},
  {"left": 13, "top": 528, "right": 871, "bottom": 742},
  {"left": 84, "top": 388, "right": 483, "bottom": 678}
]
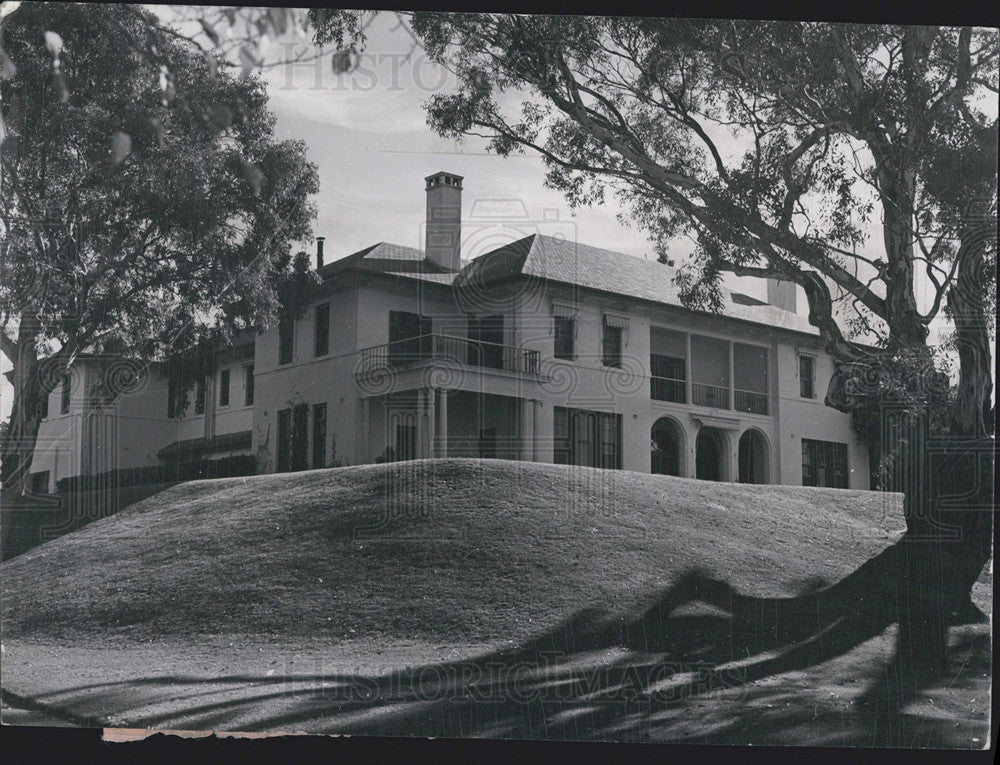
[
  {"left": 602, "top": 322, "right": 623, "bottom": 368},
  {"left": 802, "top": 439, "right": 848, "bottom": 488},
  {"left": 314, "top": 303, "right": 330, "bottom": 357},
  {"left": 39, "top": 387, "right": 49, "bottom": 419},
  {"left": 389, "top": 310, "right": 431, "bottom": 363},
  {"left": 60, "top": 373, "right": 71, "bottom": 414},
  {"left": 194, "top": 376, "right": 206, "bottom": 415},
  {"left": 554, "top": 316, "right": 575, "bottom": 360},
  {"left": 650, "top": 326, "right": 687, "bottom": 403},
  {"left": 799, "top": 354, "right": 815, "bottom": 399},
  {"left": 219, "top": 369, "right": 230, "bottom": 407},
  {"left": 244, "top": 364, "right": 255, "bottom": 406},
  {"left": 278, "top": 315, "right": 294, "bottom": 365}
]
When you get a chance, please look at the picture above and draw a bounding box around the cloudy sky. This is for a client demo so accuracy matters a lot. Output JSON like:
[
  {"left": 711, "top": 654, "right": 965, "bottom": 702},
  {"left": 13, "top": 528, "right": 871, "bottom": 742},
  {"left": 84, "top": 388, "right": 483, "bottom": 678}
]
[{"left": 259, "top": 13, "right": 660, "bottom": 268}]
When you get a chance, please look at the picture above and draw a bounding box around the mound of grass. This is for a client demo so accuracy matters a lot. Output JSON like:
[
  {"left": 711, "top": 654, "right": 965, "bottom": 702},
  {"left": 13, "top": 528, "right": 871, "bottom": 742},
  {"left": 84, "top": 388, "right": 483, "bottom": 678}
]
[{"left": 1, "top": 459, "right": 903, "bottom": 644}]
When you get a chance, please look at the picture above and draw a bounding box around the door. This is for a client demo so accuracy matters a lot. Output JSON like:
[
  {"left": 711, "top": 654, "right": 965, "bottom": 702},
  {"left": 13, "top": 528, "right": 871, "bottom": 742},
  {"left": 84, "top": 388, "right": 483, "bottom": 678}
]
[
  {"left": 396, "top": 423, "right": 416, "bottom": 461},
  {"left": 696, "top": 430, "right": 723, "bottom": 481},
  {"left": 478, "top": 427, "right": 498, "bottom": 458},
  {"left": 277, "top": 408, "right": 291, "bottom": 472},
  {"left": 468, "top": 315, "right": 505, "bottom": 369},
  {"left": 291, "top": 403, "right": 309, "bottom": 471},
  {"left": 389, "top": 311, "right": 431, "bottom": 364}
]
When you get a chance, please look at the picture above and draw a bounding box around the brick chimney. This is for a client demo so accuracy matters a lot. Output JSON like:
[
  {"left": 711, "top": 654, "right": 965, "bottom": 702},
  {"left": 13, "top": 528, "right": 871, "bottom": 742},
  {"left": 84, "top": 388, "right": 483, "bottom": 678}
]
[
  {"left": 766, "top": 277, "right": 797, "bottom": 313},
  {"left": 316, "top": 236, "right": 325, "bottom": 269},
  {"left": 425, "top": 172, "right": 463, "bottom": 272}
]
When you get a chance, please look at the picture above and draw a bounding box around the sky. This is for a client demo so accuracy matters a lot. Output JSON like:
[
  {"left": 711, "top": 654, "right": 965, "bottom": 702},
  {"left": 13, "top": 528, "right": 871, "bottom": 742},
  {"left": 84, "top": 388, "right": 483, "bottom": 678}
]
[{"left": 259, "top": 13, "right": 659, "bottom": 268}]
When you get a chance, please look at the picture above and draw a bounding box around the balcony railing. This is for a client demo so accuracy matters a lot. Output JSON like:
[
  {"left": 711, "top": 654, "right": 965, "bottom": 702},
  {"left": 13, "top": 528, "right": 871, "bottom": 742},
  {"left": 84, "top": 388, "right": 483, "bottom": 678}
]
[
  {"left": 735, "top": 389, "right": 769, "bottom": 415},
  {"left": 356, "top": 333, "right": 540, "bottom": 377},
  {"left": 692, "top": 382, "right": 730, "bottom": 409},
  {"left": 650, "top": 376, "right": 686, "bottom": 404}
]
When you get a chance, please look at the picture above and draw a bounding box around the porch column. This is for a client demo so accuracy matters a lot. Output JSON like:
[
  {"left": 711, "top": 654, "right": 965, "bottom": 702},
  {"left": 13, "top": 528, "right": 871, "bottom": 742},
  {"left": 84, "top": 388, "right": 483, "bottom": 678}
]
[
  {"left": 728, "top": 341, "right": 735, "bottom": 410},
  {"left": 685, "top": 333, "right": 693, "bottom": 405},
  {"left": 520, "top": 397, "right": 535, "bottom": 461},
  {"left": 436, "top": 389, "right": 448, "bottom": 458}
]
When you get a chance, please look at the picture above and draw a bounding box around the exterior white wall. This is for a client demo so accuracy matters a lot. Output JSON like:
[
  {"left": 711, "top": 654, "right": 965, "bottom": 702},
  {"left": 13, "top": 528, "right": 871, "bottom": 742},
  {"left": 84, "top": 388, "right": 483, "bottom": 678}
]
[
  {"left": 24, "top": 268, "right": 871, "bottom": 493},
  {"left": 253, "top": 281, "right": 362, "bottom": 472}
]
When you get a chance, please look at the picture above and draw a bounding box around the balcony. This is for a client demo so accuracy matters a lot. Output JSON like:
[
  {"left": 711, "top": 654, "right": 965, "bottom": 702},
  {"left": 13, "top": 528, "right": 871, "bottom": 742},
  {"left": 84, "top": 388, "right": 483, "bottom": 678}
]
[
  {"left": 650, "top": 376, "right": 686, "bottom": 404},
  {"left": 692, "top": 383, "right": 730, "bottom": 409},
  {"left": 735, "top": 389, "right": 769, "bottom": 415},
  {"left": 356, "top": 333, "right": 540, "bottom": 378}
]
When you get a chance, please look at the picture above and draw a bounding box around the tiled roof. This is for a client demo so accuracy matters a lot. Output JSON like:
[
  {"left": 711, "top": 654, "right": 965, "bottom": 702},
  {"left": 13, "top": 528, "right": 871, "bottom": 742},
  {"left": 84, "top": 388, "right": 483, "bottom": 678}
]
[
  {"left": 323, "top": 234, "right": 819, "bottom": 336},
  {"left": 319, "top": 242, "right": 455, "bottom": 277},
  {"left": 457, "top": 234, "right": 819, "bottom": 336}
]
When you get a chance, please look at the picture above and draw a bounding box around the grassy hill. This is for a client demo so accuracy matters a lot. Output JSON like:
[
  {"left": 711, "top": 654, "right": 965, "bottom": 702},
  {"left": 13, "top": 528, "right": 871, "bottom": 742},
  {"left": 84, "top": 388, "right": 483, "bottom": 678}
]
[{"left": 1, "top": 459, "right": 904, "bottom": 645}]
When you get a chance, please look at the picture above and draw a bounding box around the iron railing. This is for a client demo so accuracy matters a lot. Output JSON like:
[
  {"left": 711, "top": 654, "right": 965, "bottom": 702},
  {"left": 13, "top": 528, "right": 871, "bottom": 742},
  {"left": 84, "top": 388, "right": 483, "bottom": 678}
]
[
  {"left": 356, "top": 333, "right": 540, "bottom": 377},
  {"left": 692, "top": 383, "right": 730, "bottom": 409},
  {"left": 734, "top": 389, "right": 769, "bottom": 415},
  {"left": 650, "top": 376, "right": 686, "bottom": 404}
]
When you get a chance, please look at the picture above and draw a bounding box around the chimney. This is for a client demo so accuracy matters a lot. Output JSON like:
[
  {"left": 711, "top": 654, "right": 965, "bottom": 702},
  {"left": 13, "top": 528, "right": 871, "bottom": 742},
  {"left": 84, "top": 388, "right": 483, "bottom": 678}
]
[
  {"left": 425, "top": 172, "right": 463, "bottom": 271},
  {"left": 316, "top": 236, "right": 325, "bottom": 269},
  {"left": 766, "top": 277, "right": 797, "bottom": 313}
]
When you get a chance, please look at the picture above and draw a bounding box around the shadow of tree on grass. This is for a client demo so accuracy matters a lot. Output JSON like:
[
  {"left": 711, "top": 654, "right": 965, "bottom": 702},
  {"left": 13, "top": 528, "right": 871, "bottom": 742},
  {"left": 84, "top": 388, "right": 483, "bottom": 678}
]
[{"left": 23, "top": 538, "right": 990, "bottom": 746}]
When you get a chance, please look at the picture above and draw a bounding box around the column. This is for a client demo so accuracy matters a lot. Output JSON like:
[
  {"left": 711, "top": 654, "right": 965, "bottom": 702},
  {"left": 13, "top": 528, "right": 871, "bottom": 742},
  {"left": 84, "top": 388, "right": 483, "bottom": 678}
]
[
  {"left": 520, "top": 397, "right": 534, "bottom": 461},
  {"left": 436, "top": 389, "right": 448, "bottom": 459},
  {"left": 728, "top": 341, "right": 735, "bottom": 410},
  {"left": 685, "top": 333, "right": 693, "bottom": 405}
]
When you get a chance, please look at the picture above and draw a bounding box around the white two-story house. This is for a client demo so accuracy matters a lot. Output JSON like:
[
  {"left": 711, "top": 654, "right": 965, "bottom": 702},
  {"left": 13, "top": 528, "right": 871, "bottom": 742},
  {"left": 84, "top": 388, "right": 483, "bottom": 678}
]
[
  {"left": 23, "top": 171, "right": 867, "bottom": 493},
  {"left": 249, "top": 172, "right": 868, "bottom": 489}
]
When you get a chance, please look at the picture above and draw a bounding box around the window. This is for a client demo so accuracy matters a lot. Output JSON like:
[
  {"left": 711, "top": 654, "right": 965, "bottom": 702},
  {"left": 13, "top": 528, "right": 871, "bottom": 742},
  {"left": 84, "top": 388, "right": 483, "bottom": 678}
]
[
  {"left": 602, "top": 324, "right": 623, "bottom": 368},
  {"left": 554, "top": 316, "right": 575, "bottom": 360},
  {"left": 554, "top": 406, "right": 622, "bottom": 469},
  {"left": 388, "top": 311, "right": 431, "bottom": 363},
  {"left": 312, "top": 403, "right": 327, "bottom": 469},
  {"left": 314, "top": 303, "right": 330, "bottom": 357},
  {"left": 194, "top": 376, "right": 206, "bottom": 415},
  {"left": 802, "top": 439, "right": 848, "bottom": 488},
  {"left": 39, "top": 387, "right": 49, "bottom": 419},
  {"left": 167, "top": 379, "right": 183, "bottom": 418},
  {"left": 799, "top": 354, "right": 815, "bottom": 399},
  {"left": 60, "top": 373, "right": 71, "bottom": 414},
  {"left": 554, "top": 406, "right": 571, "bottom": 464},
  {"left": 219, "top": 369, "right": 230, "bottom": 407},
  {"left": 279, "top": 315, "right": 294, "bottom": 365},
  {"left": 277, "top": 408, "right": 291, "bottom": 472},
  {"left": 650, "top": 354, "right": 686, "bottom": 403},
  {"left": 244, "top": 365, "right": 255, "bottom": 406},
  {"left": 30, "top": 471, "right": 50, "bottom": 494}
]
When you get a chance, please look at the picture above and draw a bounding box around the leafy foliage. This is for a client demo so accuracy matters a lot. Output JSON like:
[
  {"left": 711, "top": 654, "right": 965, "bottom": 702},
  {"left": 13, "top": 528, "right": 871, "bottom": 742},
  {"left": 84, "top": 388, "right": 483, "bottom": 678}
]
[{"left": 0, "top": 2, "right": 319, "bottom": 490}]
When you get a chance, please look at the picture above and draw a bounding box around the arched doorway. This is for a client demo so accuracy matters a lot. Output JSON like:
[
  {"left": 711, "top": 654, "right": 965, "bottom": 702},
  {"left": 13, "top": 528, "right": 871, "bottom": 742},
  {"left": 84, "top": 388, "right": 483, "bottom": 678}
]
[
  {"left": 651, "top": 417, "right": 684, "bottom": 476},
  {"left": 738, "top": 429, "right": 769, "bottom": 484},
  {"left": 696, "top": 428, "right": 727, "bottom": 481}
]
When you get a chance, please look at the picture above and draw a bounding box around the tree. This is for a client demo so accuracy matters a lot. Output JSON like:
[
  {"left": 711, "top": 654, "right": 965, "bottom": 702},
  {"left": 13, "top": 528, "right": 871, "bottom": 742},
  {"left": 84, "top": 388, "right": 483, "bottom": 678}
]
[
  {"left": 317, "top": 13, "right": 996, "bottom": 702},
  {"left": 0, "top": 3, "right": 319, "bottom": 504}
]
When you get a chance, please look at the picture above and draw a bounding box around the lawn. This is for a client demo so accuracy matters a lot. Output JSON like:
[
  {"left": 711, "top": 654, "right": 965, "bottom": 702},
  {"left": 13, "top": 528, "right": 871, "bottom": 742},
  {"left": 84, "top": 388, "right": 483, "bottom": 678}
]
[{"left": 0, "top": 459, "right": 990, "bottom": 746}]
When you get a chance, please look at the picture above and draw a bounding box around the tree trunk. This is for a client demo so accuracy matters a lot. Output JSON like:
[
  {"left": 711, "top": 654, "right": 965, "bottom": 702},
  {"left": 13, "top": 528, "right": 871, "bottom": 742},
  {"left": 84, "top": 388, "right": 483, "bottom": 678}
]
[
  {"left": 0, "top": 313, "right": 48, "bottom": 554},
  {"left": 865, "top": 223, "right": 995, "bottom": 709}
]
